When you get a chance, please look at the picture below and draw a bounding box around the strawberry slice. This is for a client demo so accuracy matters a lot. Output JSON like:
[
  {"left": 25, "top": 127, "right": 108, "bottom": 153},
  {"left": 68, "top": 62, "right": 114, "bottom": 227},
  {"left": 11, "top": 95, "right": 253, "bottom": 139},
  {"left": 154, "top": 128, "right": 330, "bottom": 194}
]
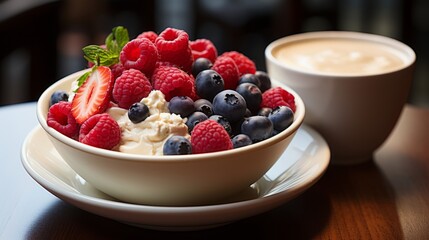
[{"left": 72, "top": 66, "right": 114, "bottom": 124}]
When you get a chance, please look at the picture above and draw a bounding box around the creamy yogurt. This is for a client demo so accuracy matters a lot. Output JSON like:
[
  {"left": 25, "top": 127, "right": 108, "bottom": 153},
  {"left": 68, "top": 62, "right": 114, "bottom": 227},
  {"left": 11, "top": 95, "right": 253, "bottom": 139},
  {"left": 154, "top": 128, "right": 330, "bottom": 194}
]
[
  {"left": 108, "top": 90, "right": 189, "bottom": 155},
  {"left": 273, "top": 38, "right": 407, "bottom": 75}
]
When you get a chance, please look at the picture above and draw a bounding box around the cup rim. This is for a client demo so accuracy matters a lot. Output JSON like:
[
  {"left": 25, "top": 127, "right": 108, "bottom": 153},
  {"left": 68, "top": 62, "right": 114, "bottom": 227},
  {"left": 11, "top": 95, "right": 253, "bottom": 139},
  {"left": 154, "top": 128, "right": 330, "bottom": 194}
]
[{"left": 265, "top": 31, "right": 416, "bottom": 78}]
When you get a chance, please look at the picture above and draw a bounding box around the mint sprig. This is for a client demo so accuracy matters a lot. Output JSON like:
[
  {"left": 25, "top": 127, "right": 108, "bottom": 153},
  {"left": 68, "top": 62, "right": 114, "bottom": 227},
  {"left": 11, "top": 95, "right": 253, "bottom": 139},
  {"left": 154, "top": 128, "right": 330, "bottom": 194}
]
[
  {"left": 83, "top": 45, "right": 118, "bottom": 66},
  {"left": 82, "top": 26, "right": 129, "bottom": 68},
  {"left": 76, "top": 26, "right": 130, "bottom": 90},
  {"left": 74, "top": 68, "right": 93, "bottom": 92},
  {"left": 106, "top": 26, "right": 129, "bottom": 55}
]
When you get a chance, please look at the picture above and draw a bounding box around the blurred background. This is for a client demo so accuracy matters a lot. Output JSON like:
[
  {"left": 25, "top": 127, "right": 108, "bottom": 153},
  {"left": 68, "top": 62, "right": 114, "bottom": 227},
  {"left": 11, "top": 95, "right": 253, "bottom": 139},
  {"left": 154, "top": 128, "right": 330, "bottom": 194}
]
[{"left": 0, "top": 0, "right": 428, "bottom": 107}]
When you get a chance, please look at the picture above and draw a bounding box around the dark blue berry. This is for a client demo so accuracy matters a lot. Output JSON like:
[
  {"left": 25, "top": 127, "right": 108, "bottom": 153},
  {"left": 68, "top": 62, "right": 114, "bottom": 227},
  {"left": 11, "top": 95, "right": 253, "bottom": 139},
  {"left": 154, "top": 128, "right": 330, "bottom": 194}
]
[
  {"left": 194, "top": 99, "right": 213, "bottom": 117},
  {"left": 255, "top": 71, "right": 271, "bottom": 93},
  {"left": 163, "top": 135, "right": 192, "bottom": 155},
  {"left": 238, "top": 73, "right": 261, "bottom": 88},
  {"left": 212, "top": 90, "right": 247, "bottom": 123},
  {"left": 192, "top": 58, "right": 213, "bottom": 77},
  {"left": 232, "top": 134, "right": 253, "bottom": 148},
  {"left": 168, "top": 96, "right": 195, "bottom": 117},
  {"left": 128, "top": 102, "right": 150, "bottom": 123},
  {"left": 244, "top": 108, "right": 252, "bottom": 118},
  {"left": 241, "top": 116, "right": 273, "bottom": 142},
  {"left": 268, "top": 106, "right": 294, "bottom": 132},
  {"left": 186, "top": 111, "right": 208, "bottom": 133},
  {"left": 49, "top": 90, "right": 69, "bottom": 107},
  {"left": 230, "top": 118, "right": 244, "bottom": 136},
  {"left": 195, "top": 69, "right": 224, "bottom": 101},
  {"left": 235, "top": 83, "right": 262, "bottom": 114},
  {"left": 258, "top": 107, "right": 272, "bottom": 117},
  {"left": 209, "top": 114, "right": 232, "bottom": 136}
]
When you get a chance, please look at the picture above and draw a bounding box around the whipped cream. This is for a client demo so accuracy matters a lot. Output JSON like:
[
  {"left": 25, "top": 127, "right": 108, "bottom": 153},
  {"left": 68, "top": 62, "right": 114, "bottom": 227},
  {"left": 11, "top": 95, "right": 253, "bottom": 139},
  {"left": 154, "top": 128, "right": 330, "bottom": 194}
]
[{"left": 108, "top": 90, "right": 189, "bottom": 155}]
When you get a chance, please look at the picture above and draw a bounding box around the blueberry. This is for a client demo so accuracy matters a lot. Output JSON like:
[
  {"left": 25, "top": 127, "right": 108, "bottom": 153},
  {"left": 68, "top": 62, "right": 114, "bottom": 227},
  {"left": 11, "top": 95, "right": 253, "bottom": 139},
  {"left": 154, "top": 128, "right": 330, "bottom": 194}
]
[
  {"left": 209, "top": 114, "right": 232, "bottom": 136},
  {"left": 128, "top": 102, "right": 150, "bottom": 123},
  {"left": 168, "top": 96, "right": 195, "bottom": 117},
  {"left": 241, "top": 116, "right": 273, "bottom": 142},
  {"left": 195, "top": 69, "right": 224, "bottom": 101},
  {"left": 235, "top": 83, "right": 262, "bottom": 114},
  {"left": 49, "top": 90, "right": 69, "bottom": 107},
  {"left": 186, "top": 111, "right": 208, "bottom": 133},
  {"left": 212, "top": 90, "right": 247, "bottom": 123},
  {"left": 268, "top": 106, "right": 294, "bottom": 132},
  {"left": 230, "top": 118, "right": 245, "bottom": 136},
  {"left": 232, "top": 134, "right": 253, "bottom": 148},
  {"left": 255, "top": 71, "right": 271, "bottom": 93},
  {"left": 192, "top": 58, "right": 213, "bottom": 77},
  {"left": 163, "top": 135, "right": 192, "bottom": 155},
  {"left": 238, "top": 73, "right": 261, "bottom": 88},
  {"left": 258, "top": 107, "right": 272, "bottom": 117},
  {"left": 244, "top": 108, "right": 252, "bottom": 118},
  {"left": 194, "top": 99, "right": 213, "bottom": 117}
]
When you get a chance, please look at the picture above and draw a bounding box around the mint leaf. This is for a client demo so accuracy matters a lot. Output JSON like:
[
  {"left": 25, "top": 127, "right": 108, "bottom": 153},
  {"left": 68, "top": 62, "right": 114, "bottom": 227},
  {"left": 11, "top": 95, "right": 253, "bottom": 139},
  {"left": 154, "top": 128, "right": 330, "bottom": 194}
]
[
  {"left": 83, "top": 45, "right": 118, "bottom": 67},
  {"left": 106, "top": 34, "right": 118, "bottom": 55},
  {"left": 106, "top": 26, "right": 129, "bottom": 55},
  {"left": 74, "top": 70, "right": 92, "bottom": 92},
  {"left": 113, "top": 26, "right": 129, "bottom": 50}
]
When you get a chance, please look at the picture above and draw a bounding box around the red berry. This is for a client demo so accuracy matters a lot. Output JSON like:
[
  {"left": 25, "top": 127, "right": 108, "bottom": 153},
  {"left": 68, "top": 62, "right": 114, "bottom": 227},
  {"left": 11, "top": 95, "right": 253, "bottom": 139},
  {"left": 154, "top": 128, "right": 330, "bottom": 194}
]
[
  {"left": 261, "top": 87, "right": 296, "bottom": 112},
  {"left": 47, "top": 101, "right": 80, "bottom": 139},
  {"left": 112, "top": 69, "right": 152, "bottom": 109},
  {"left": 220, "top": 51, "right": 256, "bottom": 76},
  {"left": 212, "top": 55, "right": 240, "bottom": 90},
  {"left": 120, "top": 38, "right": 158, "bottom": 77},
  {"left": 110, "top": 63, "right": 125, "bottom": 79},
  {"left": 151, "top": 65, "right": 196, "bottom": 101},
  {"left": 72, "top": 66, "right": 114, "bottom": 124},
  {"left": 155, "top": 27, "right": 193, "bottom": 72},
  {"left": 191, "top": 120, "right": 233, "bottom": 154},
  {"left": 79, "top": 113, "right": 121, "bottom": 150},
  {"left": 136, "top": 31, "right": 158, "bottom": 43},
  {"left": 190, "top": 39, "right": 217, "bottom": 63}
]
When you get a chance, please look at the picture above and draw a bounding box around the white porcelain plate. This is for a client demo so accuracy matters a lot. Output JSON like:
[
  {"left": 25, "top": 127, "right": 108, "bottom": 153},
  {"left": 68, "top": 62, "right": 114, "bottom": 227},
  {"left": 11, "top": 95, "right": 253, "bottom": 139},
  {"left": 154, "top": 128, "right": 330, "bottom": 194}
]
[{"left": 21, "top": 124, "right": 330, "bottom": 231}]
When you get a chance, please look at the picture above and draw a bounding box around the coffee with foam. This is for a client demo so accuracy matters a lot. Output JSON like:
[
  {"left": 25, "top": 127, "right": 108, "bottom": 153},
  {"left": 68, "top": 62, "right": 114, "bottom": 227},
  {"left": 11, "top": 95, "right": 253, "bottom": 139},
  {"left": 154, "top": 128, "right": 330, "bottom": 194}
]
[{"left": 272, "top": 38, "right": 408, "bottom": 75}]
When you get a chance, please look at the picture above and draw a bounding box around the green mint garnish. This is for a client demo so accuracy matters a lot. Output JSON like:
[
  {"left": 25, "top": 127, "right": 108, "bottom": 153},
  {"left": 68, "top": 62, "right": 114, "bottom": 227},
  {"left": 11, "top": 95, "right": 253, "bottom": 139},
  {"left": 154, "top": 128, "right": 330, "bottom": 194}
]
[
  {"left": 74, "top": 68, "right": 94, "bottom": 92},
  {"left": 82, "top": 26, "right": 129, "bottom": 67},
  {"left": 76, "top": 26, "right": 129, "bottom": 92},
  {"left": 82, "top": 45, "right": 118, "bottom": 67},
  {"left": 106, "top": 26, "right": 129, "bottom": 56}
]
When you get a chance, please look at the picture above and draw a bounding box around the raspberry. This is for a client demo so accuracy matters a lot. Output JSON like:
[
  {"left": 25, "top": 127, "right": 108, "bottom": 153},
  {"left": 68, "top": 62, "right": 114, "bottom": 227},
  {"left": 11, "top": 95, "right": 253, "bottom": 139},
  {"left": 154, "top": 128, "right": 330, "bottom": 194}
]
[
  {"left": 110, "top": 63, "right": 124, "bottom": 79},
  {"left": 47, "top": 101, "right": 80, "bottom": 139},
  {"left": 212, "top": 56, "right": 240, "bottom": 90},
  {"left": 191, "top": 120, "right": 233, "bottom": 154},
  {"left": 79, "top": 113, "right": 121, "bottom": 150},
  {"left": 151, "top": 65, "right": 196, "bottom": 101},
  {"left": 220, "top": 51, "right": 256, "bottom": 76},
  {"left": 155, "top": 27, "right": 193, "bottom": 72},
  {"left": 190, "top": 39, "right": 217, "bottom": 63},
  {"left": 136, "top": 31, "right": 158, "bottom": 43},
  {"left": 112, "top": 69, "right": 152, "bottom": 109},
  {"left": 120, "top": 38, "right": 158, "bottom": 77},
  {"left": 261, "top": 87, "right": 296, "bottom": 112}
]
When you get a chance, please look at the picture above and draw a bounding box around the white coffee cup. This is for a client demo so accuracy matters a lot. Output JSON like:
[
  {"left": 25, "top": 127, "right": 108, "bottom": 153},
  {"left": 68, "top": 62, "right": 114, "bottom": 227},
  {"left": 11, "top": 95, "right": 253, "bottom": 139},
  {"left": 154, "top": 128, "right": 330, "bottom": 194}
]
[{"left": 265, "top": 31, "right": 416, "bottom": 165}]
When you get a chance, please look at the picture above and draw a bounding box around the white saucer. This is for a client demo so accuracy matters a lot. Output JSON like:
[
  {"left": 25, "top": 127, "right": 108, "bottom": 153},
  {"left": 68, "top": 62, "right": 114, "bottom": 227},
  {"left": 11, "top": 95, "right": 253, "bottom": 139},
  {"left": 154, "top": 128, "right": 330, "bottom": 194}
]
[{"left": 21, "top": 124, "right": 330, "bottom": 231}]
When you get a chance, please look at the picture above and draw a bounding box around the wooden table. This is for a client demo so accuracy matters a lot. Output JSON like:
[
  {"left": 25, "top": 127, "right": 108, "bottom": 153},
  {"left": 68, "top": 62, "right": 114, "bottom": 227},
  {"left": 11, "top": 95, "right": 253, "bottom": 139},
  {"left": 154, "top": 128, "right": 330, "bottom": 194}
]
[{"left": 1, "top": 102, "right": 428, "bottom": 239}]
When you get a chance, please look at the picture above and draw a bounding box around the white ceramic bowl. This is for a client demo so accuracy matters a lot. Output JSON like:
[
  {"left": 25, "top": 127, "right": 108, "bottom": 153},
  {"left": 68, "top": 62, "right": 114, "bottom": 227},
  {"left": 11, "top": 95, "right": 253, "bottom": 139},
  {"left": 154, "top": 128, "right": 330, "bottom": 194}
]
[{"left": 36, "top": 70, "right": 305, "bottom": 206}]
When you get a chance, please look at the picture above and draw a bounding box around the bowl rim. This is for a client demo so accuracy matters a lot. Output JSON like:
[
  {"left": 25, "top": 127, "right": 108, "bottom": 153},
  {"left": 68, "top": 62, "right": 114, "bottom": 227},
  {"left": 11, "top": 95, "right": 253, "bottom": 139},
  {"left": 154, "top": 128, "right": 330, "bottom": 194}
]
[
  {"left": 37, "top": 70, "right": 305, "bottom": 163},
  {"left": 265, "top": 30, "right": 416, "bottom": 78}
]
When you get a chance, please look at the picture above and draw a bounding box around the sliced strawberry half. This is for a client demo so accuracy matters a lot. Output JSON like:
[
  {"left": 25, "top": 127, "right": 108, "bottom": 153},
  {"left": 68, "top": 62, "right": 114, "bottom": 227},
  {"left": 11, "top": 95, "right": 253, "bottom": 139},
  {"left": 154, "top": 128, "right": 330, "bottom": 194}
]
[{"left": 72, "top": 66, "right": 114, "bottom": 124}]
